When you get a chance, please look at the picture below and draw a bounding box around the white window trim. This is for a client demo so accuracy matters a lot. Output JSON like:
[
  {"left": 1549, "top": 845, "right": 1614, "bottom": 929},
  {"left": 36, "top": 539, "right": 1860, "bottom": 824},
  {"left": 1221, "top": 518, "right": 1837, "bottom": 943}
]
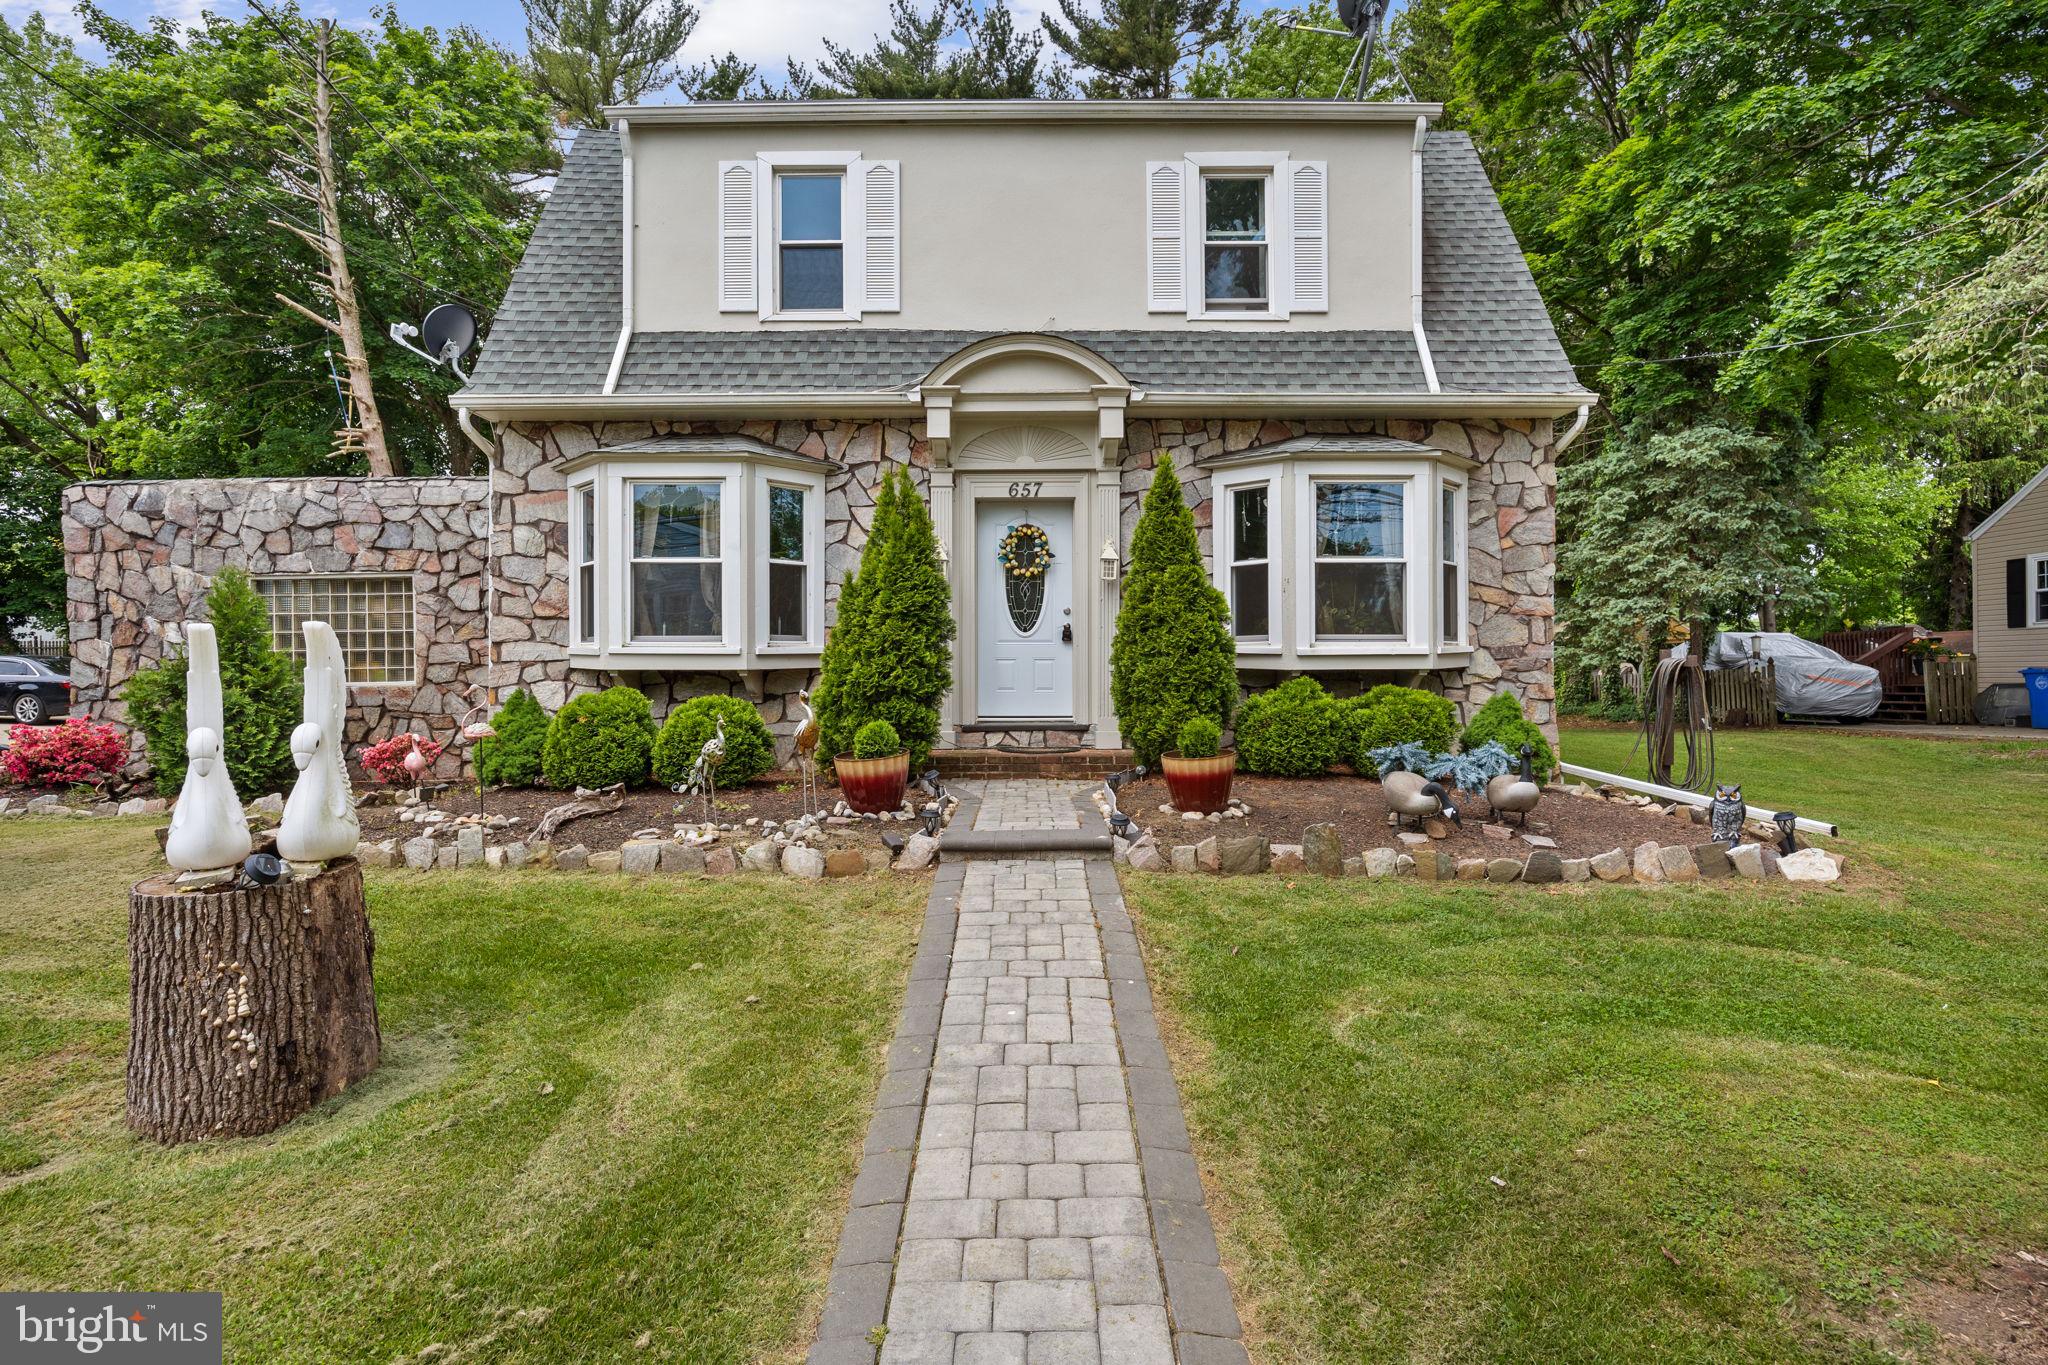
[
  {"left": 1213, "top": 465, "right": 1283, "bottom": 655},
  {"left": 1184, "top": 152, "right": 1293, "bottom": 321},
  {"left": 567, "top": 453, "right": 829, "bottom": 669},
  {"left": 756, "top": 478, "right": 825, "bottom": 654},
  {"left": 2030, "top": 553, "right": 2048, "bottom": 627},
  {"left": 756, "top": 150, "right": 862, "bottom": 322},
  {"left": 572, "top": 483, "right": 597, "bottom": 649},
  {"left": 1440, "top": 476, "right": 1467, "bottom": 646}
]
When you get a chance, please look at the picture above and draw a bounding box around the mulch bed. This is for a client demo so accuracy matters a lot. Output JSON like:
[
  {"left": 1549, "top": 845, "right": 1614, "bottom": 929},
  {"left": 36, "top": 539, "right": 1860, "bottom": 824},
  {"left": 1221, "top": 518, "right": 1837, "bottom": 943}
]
[
  {"left": 354, "top": 776, "right": 907, "bottom": 855},
  {"left": 1121, "top": 772, "right": 1710, "bottom": 862}
]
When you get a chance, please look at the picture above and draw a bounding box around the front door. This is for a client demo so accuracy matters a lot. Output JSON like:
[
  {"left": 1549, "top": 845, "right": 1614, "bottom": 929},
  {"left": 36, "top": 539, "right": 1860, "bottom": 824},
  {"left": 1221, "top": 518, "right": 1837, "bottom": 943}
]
[{"left": 976, "top": 500, "right": 1074, "bottom": 718}]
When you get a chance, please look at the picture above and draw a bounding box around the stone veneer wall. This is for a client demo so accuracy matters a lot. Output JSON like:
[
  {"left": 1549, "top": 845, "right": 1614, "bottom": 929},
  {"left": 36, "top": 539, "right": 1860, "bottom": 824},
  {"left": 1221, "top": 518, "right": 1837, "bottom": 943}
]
[
  {"left": 1120, "top": 415, "right": 1559, "bottom": 734},
  {"left": 490, "top": 412, "right": 1556, "bottom": 759},
  {"left": 62, "top": 478, "right": 490, "bottom": 772}
]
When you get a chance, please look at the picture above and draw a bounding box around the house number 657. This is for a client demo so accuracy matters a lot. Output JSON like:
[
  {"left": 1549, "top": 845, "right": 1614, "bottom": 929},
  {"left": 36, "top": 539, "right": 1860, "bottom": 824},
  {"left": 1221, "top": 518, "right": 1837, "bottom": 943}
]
[{"left": 1007, "top": 481, "right": 1043, "bottom": 497}]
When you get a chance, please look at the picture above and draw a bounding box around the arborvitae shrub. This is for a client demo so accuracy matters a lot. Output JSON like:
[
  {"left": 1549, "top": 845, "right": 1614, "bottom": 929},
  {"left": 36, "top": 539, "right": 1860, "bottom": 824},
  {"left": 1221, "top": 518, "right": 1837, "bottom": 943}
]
[
  {"left": 1109, "top": 458, "right": 1236, "bottom": 766},
  {"left": 1235, "top": 676, "right": 1341, "bottom": 776},
  {"left": 1458, "top": 691, "right": 1556, "bottom": 783},
  {"left": 474, "top": 689, "right": 548, "bottom": 786},
  {"left": 541, "top": 685, "right": 655, "bottom": 789},
  {"left": 122, "top": 566, "right": 302, "bottom": 800},
  {"left": 653, "top": 694, "right": 776, "bottom": 787},
  {"left": 815, "top": 467, "right": 954, "bottom": 769},
  {"left": 1340, "top": 685, "right": 1457, "bottom": 769},
  {"left": 813, "top": 466, "right": 898, "bottom": 762},
  {"left": 1175, "top": 715, "right": 1222, "bottom": 759},
  {"left": 852, "top": 719, "right": 901, "bottom": 760}
]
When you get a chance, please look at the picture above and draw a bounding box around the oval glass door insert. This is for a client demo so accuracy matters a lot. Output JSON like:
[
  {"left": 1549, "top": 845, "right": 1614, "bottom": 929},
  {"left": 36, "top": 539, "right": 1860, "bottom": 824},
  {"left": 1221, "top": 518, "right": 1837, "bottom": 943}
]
[{"left": 997, "top": 522, "right": 1053, "bottom": 633}]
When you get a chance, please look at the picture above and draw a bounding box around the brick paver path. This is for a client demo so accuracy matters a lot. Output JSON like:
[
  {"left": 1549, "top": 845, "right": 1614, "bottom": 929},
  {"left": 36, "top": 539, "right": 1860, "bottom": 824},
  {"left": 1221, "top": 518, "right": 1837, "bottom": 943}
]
[{"left": 808, "top": 780, "right": 1245, "bottom": 1365}]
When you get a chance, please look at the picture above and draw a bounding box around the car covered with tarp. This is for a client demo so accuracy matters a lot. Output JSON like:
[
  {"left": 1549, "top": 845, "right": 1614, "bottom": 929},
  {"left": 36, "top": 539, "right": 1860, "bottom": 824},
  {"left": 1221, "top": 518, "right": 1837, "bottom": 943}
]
[{"left": 1690, "top": 632, "right": 1884, "bottom": 719}]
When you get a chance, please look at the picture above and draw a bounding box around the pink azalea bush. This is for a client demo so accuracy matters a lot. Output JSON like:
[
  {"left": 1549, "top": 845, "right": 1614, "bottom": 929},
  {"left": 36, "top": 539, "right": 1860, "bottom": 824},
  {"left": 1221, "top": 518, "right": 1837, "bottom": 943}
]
[
  {"left": 1, "top": 717, "right": 127, "bottom": 789},
  {"left": 358, "top": 734, "right": 444, "bottom": 787}
]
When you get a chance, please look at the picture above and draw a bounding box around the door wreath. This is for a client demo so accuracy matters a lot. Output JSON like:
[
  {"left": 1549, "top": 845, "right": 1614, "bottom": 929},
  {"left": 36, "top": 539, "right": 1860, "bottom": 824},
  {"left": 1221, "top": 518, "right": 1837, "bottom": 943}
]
[{"left": 997, "top": 523, "right": 1053, "bottom": 632}]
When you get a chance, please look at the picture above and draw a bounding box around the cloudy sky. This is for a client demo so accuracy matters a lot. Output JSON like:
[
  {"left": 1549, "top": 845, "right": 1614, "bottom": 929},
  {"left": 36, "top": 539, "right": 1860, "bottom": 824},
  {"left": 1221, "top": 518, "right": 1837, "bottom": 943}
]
[{"left": 6, "top": 0, "right": 1311, "bottom": 80}]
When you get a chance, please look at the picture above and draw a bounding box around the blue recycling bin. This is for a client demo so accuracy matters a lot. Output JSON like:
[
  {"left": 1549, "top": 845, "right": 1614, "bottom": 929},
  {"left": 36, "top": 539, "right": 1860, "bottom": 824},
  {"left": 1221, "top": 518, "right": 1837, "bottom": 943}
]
[{"left": 2026, "top": 667, "right": 2048, "bottom": 729}]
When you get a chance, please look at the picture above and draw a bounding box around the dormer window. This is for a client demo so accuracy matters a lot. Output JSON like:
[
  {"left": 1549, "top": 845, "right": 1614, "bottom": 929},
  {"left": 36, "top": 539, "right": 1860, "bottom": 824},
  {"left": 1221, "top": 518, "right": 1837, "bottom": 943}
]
[
  {"left": 1203, "top": 175, "right": 1269, "bottom": 310},
  {"left": 777, "top": 173, "right": 845, "bottom": 312}
]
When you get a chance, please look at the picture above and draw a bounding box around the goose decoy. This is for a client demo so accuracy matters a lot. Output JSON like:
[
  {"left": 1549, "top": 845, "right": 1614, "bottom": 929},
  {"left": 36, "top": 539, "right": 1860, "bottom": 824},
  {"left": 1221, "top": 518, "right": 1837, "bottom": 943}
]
[
  {"left": 1484, "top": 743, "right": 1542, "bottom": 827},
  {"left": 1382, "top": 768, "right": 1461, "bottom": 832}
]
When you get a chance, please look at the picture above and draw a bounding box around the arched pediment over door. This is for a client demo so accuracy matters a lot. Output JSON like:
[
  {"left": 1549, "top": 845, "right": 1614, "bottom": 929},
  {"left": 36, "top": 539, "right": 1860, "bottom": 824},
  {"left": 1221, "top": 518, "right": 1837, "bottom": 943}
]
[{"left": 918, "top": 333, "right": 1131, "bottom": 467}]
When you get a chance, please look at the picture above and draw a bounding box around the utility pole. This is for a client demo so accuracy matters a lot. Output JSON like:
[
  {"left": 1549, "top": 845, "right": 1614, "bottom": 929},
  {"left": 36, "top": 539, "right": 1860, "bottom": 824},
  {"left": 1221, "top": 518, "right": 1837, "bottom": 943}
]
[{"left": 271, "top": 19, "right": 395, "bottom": 476}]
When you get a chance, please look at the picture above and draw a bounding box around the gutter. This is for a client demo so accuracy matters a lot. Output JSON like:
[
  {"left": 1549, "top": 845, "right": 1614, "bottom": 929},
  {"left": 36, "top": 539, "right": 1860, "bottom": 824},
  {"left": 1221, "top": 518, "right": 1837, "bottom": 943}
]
[
  {"left": 603, "top": 98, "right": 1445, "bottom": 127},
  {"left": 1410, "top": 117, "right": 1440, "bottom": 394},
  {"left": 452, "top": 390, "right": 1600, "bottom": 422},
  {"left": 1559, "top": 762, "right": 1840, "bottom": 839},
  {"left": 602, "top": 119, "right": 633, "bottom": 395}
]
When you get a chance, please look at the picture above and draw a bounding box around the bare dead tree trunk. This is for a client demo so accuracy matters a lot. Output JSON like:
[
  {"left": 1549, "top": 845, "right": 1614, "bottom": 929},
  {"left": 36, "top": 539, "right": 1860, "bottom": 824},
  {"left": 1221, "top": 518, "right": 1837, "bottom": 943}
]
[
  {"left": 272, "top": 20, "right": 396, "bottom": 476},
  {"left": 126, "top": 857, "right": 380, "bottom": 1144}
]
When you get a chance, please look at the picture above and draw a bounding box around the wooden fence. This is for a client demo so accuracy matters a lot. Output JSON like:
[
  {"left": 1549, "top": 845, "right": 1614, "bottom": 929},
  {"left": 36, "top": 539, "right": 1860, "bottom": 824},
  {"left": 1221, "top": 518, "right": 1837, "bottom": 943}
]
[
  {"left": 1923, "top": 656, "right": 1977, "bottom": 724},
  {"left": 1706, "top": 662, "right": 1779, "bottom": 729}
]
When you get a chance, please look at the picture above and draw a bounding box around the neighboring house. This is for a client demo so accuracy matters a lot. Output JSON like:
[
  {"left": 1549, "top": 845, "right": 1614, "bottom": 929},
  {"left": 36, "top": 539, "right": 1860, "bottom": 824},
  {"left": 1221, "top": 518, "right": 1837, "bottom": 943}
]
[
  {"left": 1968, "top": 462, "right": 2048, "bottom": 721},
  {"left": 65, "top": 99, "right": 1591, "bottom": 766}
]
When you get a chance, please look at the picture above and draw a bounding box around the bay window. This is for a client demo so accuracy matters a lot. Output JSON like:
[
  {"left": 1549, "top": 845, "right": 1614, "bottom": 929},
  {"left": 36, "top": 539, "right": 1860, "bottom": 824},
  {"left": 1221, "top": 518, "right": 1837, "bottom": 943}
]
[
  {"left": 564, "top": 436, "right": 835, "bottom": 668},
  {"left": 1206, "top": 438, "right": 1475, "bottom": 668}
]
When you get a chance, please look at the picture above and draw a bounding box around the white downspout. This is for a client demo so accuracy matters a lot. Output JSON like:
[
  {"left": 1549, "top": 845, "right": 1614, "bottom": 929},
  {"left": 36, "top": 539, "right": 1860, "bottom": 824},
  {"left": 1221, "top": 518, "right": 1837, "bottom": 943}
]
[
  {"left": 456, "top": 406, "right": 498, "bottom": 693},
  {"left": 603, "top": 119, "right": 633, "bottom": 395},
  {"left": 1554, "top": 403, "right": 1591, "bottom": 454},
  {"left": 1410, "top": 116, "right": 1439, "bottom": 394}
]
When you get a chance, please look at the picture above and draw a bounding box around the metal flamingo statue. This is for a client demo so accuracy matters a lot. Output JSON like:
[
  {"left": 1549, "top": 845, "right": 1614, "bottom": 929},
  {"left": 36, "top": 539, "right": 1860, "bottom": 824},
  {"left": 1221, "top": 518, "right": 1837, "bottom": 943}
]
[
  {"left": 793, "top": 688, "right": 821, "bottom": 817},
  {"left": 457, "top": 684, "right": 496, "bottom": 820}
]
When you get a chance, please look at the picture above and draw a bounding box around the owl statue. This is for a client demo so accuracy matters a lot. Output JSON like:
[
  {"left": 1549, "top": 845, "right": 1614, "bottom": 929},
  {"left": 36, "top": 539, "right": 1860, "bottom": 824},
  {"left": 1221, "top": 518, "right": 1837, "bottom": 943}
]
[{"left": 1709, "top": 784, "right": 1746, "bottom": 846}]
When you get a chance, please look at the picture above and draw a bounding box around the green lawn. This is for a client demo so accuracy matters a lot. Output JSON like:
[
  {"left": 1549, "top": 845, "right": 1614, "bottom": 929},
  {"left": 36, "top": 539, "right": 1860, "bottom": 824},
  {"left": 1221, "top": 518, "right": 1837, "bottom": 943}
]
[
  {"left": 0, "top": 818, "right": 922, "bottom": 1363},
  {"left": 1126, "top": 726, "right": 2048, "bottom": 1364}
]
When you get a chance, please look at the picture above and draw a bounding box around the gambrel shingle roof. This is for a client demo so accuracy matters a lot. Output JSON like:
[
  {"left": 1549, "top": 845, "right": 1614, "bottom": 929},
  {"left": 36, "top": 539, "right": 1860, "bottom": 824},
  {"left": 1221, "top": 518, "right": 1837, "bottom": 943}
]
[{"left": 464, "top": 126, "right": 1588, "bottom": 400}]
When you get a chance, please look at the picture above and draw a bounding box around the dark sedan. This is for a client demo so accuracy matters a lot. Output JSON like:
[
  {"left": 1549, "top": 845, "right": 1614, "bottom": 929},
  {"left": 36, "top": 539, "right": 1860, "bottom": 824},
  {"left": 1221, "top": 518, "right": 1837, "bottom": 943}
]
[{"left": 0, "top": 654, "right": 71, "bottom": 724}]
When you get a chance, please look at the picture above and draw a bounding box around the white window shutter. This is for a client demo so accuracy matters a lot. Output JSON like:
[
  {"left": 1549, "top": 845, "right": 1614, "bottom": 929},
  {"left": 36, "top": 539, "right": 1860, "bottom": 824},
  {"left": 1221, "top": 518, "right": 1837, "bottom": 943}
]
[
  {"left": 717, "top": 160, "right": 757, "bottom": 312},
  {"left": 1145, "top": 160, "right": 1187, "bottom": 314},
  {"left": 858, "top": 159, "right": 901, "bottom": 312},
  {"left": 1288, "top": 160, "right": 1329, "bottom": 313}
]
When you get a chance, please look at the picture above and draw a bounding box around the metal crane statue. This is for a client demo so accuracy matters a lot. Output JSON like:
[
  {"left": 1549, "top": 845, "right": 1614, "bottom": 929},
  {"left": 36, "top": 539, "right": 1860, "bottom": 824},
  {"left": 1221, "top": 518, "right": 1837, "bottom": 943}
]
[
  {"left": 793, "top": 688, "right": 822, "bottom": 817},
  {"left": 671, "top": 715, "right": 728, "bottom": 824}
]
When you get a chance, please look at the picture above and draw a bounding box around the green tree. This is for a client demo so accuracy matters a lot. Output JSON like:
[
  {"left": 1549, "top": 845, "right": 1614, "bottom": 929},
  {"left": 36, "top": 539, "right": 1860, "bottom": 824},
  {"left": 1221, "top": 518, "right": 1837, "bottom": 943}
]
[
  {"left": 819, "top": 466, "right": 955, "bottom": 769},
  {"left": 791, "top": 0, "right": 1068, "bottom": 99},
  {"left": 1186, "top": 0, "right": 1452, "bottom": 100},
  {"left": 121, "top": 567, "right": 303, "bottom": 800},
  {"left": 1558, "top": 422, "right": 1816, "bottom": 668},
  {"left": 522, "top": 0, "right": 698, "bottom": 127},
  {"left": 813, "top": 465, "right": 900, "bottom": 761},
  {"left": 1041, "top": 0, "right": 1239, "bottom": 98},
  {"left": 1109, "top": 458, "right": 1236, "bottom": 766}
]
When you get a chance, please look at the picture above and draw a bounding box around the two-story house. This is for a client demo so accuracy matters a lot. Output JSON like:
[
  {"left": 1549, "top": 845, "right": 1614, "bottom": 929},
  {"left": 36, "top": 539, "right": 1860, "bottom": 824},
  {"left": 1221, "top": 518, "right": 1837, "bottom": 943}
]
[{"left": 63, "top": 99, "right": 1591, "bottom": 769}]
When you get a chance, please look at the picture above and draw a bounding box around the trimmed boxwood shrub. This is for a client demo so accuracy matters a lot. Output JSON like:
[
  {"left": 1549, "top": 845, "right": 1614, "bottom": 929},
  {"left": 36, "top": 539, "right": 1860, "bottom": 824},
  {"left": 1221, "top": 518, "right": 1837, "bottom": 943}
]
[
  {"left": 1175, "top": 715, "right": 1221, "bottom": 759},
  {"left": 541, "top": 685, "right": 655, "bottom": 789},
  {"left": 852, "top": 719, "right": 901, "bottom": 760},
  {"left": 1340, "top": 685, "right": 1457, "bottom": 770},
  {"left": 1109, "top": 458, "right": 1237, "bottom": 766},
  {"left": 1459, "top": 691, "right": 1556, "bottom": 784},
  {"left": 1234, "top": 676, "right": 1342, "bottom": 777},
  {"left": 475, "top": 689, "right": 548, "bottom": 787},
  {"left": 653, "top": 695, "right": 776, "bottom": 788},
  {"left": 123, "top": 566, "right": 301, "bottom": 800}
]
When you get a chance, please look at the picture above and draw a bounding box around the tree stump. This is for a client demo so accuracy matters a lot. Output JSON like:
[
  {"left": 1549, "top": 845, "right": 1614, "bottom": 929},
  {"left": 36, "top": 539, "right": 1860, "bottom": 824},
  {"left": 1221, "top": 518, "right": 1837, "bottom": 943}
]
[{"left": 127, "top": 856, "right": 380, "bottom": 1143}]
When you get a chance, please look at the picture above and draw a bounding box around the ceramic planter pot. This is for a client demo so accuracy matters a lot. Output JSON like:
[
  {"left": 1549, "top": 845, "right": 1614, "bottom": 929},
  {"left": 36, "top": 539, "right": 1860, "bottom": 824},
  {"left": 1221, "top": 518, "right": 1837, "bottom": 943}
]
[
  {"left": 1160, "top": 752, "right": 1235, "bottom": 814},
  {"left": 836, "top": 751, "right": 910, "bottom": 815}
]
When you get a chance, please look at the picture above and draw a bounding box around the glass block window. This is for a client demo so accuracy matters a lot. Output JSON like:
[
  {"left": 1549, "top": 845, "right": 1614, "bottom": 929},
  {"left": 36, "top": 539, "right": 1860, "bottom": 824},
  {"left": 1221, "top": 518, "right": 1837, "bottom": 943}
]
[{"left": 257, "top": 575, "right": 416, "bottom": 683}]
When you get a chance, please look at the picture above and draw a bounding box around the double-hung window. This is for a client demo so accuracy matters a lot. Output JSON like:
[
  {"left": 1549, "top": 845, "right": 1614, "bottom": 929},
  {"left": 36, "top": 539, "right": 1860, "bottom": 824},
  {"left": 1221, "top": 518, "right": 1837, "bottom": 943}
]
[
  {"left": 1203, "top": 175, "right": 1268, "bottom": 310},
  {"left": 1440, "top": 481, "right": 1465, "bottom": 644},
  {"left": 630, "top": 481, "right": 725, "bottom": 642},
  {"left": 2032, "top": 554, "right": 2048, "bottom": 627},
  {"left": 764, "top": 483, "right": 811, "bottom": 643},
  {"left": 777, "top": 173, "right": 844, "bottom": 313},
  {"left": 1223, "top": 481, "right": 1275, "bottom": 646},
  {"left": 574, "top": 486, "right": 596, "bottom": 645},
  {"left": 1312, "top": 480, "right": 1406, "bottom": 641}
]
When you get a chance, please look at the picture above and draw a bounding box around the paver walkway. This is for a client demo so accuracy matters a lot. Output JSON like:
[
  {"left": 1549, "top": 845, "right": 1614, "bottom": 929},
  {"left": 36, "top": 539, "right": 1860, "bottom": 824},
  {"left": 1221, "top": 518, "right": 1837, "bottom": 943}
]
[{"left": 809, "top": 783, "right": 1245, "bottom": 1365}]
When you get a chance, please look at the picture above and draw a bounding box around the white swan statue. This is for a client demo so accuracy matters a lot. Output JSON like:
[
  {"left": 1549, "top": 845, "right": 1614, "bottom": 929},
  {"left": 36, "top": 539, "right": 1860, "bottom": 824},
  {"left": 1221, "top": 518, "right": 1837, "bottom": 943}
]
[
  {"left": 163, "top": 623, "right": 254, "bottom": 877},
  {"left": 278, "top": 620, "right": 359, "bottom": 865}
]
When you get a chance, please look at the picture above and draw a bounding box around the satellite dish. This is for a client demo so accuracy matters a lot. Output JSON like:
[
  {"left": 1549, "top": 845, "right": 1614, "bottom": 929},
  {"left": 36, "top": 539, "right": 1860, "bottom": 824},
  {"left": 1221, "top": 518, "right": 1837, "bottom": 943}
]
[{"left": 420, "top": 303, "right": 477, "bottom": 362}]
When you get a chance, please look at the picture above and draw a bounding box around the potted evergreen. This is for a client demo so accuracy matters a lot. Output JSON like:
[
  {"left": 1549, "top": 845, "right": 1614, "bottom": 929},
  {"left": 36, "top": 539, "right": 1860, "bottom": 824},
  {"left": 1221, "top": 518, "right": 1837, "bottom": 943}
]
[
  {"left": 837, "top": 719, "right": 908, "bottom": 814},
  {"left": 1160, "top": 715, "right": 1234, "bottom": 813}
]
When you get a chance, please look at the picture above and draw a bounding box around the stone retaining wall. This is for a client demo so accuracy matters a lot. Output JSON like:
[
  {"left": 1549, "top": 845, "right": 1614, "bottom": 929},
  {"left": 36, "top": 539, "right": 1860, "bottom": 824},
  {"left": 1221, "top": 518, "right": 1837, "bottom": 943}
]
[{"left": 61, "top": 477, "right": 489, "bottom": 770}]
